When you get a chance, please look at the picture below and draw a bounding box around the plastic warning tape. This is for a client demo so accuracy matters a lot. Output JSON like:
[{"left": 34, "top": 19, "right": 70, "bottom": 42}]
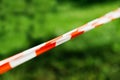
[{"left": 0, "top": 8, "right": 120, "bottom": 74}]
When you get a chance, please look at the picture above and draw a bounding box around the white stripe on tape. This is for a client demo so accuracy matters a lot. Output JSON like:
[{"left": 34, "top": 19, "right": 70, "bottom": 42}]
[
  {"left": 10, "top": 51, "right": 36, "bottom": 68},
  {"left": 78, "top": 24, "right": 95, "bottom": 32},
  {"left": 98, "top": 17, "right": 111, "bottom": 24},
  {"left": 56, "top": 34, "right": 71, "bottom": 46}
]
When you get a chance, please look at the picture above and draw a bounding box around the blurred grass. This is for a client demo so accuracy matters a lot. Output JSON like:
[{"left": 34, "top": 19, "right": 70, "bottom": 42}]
[{"left": 0, "top": 0, "right": 120, "bottom": 80}]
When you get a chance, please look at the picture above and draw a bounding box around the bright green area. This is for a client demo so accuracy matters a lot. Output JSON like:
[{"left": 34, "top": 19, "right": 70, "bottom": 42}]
[{"left": 0, "top": 0, "right": 120, "bottom": 80}]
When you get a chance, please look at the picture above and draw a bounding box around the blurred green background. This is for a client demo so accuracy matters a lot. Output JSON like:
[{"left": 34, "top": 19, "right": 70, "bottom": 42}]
[{"left": 0, "top": 0, "right": 120, "bottom": 80}]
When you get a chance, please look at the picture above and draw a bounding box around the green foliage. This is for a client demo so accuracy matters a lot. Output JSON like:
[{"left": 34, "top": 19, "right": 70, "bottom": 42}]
[
  {"left": 0, "top": 0, "right": 120, "bottom": 80},
  {"left": 0, "top": 0, "right": 57, "bottom": 55},
  {"left": 57, "top": 0, "right": 119, "bottom": 6}
]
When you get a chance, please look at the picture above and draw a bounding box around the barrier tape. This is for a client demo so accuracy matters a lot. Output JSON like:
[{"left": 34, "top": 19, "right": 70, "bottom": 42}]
[{"left": 0, "top": 8, "right": 120, "bottom": 75}]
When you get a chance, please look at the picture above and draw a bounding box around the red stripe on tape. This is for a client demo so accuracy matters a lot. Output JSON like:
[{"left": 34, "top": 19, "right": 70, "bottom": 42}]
[
  {"left": 35, "top": 36, "right": 62, "bottom": 56},
  {"left": 0, "top": 63, "right": 12, "bottom": 75},
  {"left": 35, "top": 42, "right": 56, "bottom": 56},
  {"left": 71, "top": 30, "right": 84, "bottom": 39}
]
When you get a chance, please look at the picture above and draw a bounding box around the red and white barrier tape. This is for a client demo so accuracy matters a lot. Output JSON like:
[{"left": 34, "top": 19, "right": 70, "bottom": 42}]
[{"left": 0, "top": 8, "right": 120, "bottom": 74}]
